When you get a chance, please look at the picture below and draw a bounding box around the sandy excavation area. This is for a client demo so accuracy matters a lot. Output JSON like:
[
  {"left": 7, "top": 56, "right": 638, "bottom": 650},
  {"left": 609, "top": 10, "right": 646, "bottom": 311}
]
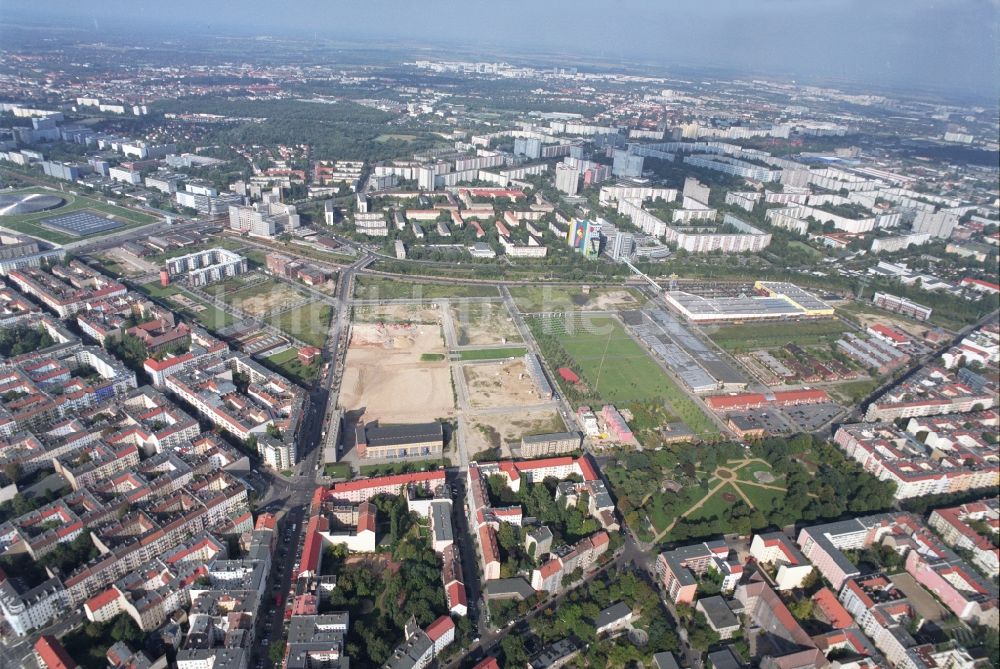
[
  {"left": 589, "top": 289, "right": 643, "bottom": 310},
  {"left": 354, "top": 303, "right": 443, "bottom": 324},
  {"left": 463, "top": 359, "right": 543, "bottom": 409},
  {"left": 339, "top": 322, "right": 455, "bottom": 423},
  {"left": 450, "top": 302, "right": 521, "bottom": 346},
  {"left": 849, "top": 310, "right": 931, "bottom": 339}
]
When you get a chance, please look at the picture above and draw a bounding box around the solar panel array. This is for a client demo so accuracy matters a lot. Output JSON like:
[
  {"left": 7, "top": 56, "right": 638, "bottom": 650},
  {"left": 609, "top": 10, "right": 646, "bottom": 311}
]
[{"left": 41, "top": 211, "right": 124, "bottom": 237}]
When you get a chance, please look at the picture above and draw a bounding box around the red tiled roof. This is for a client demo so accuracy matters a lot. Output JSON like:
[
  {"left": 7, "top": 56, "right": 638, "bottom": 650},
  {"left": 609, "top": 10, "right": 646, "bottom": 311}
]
[
  {"left": 84, "top": 587, "right": 120, "bottom": 613},
  {"left": 297, "top": 515, "right": 329, "bottom": 580},
  {"left": 34, "top": 635, "right": 77, "bottom": 669},
  {"left": 144, "top": 352, "right": 193, "bottom": 372},
  {"left": 812, "top": 587, "right": 853, "bottom": 629},
  {"left": 425, "top": 615, "right": 455, "bottom": 641},
  {"left": 706, "top": 393, "right": 767, "bottom": 410},
  {"left": 447, "top": 581, "right": 467, "bottom": 607},
  {"left": 576, "top": 455, "right": 598, "bottom": 481},
  {"left": 538, "top": 559, "right": 562, "bottom": 578},
  {"left": 869, "top": 323, "right": 908, "bottom": 342},
  {"left": 473, "top": 659, "right": 501, "bottom": 669},
  {"left": 331, "top": 470, "right": 445, "bottom": 493}
]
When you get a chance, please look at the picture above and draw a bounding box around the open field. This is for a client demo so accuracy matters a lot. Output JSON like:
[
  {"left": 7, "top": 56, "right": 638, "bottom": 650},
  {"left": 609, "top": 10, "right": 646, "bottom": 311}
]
[
  {"left": 267, "top": 302, "right": 332, "bottom": 347},
  {"left": 464, "top": 410, "right": 566, "bottom": 458},
  {"left": 352, "top": 303, "right": 443, "bottom": 324},
  {"left": 457, "top": 347, "right": 527, "bottom": 361},
  {"left": 703, "top": 318, "right": 851, "bottom": 351},
  {"left": 139, "top": 281, "right": 237, "bottom": 331},
  {"left": 836, "top": 300, "right": 937, "bottom": 338},
  {"left": 449, "top": 301, "right": 521, "bottom": 346},
  {"left": 97, "top": 248, "right": 156, "bottom": 277},
  {"left": 508, "top": 285, "right": 644, "bottom": 313},
  {"left": 266, "top": 347, "right": 321, "bottom": 385},
  {"left": 530, "top": 314, "right": 718, "bottom": 436},
  {"left": 222, "top": 278, "right": 309, "bottom": 317},
  {"left": 0, "top": 187, "right": 157, "bottom": 244},
  {"left": 463, "top": 359, "right": 546, "bottom": 409},
  {"left": 375, "top": 133, "right": 418, "bottom": 142},
  {"left": 355, "top": 276, "right": 498, "bottom": 300},
  {"left": 685, "top": 484, "right": 742, "bottom": 522},
  {"left": 339, "top": 321, "right": 455, "bottom": 424}
]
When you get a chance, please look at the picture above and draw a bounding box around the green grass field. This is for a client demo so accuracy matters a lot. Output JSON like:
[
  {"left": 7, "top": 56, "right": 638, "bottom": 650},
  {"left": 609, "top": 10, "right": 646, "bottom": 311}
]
[
  {"left": 139, "top": 281, "right": 236, "bottom": 331},
  {"left": 375, "top": 134, "right": 418, "bottom": 142},
  {"left": 686, "top": 484, "right": 742, "bottom": 522},
  {"left": 457, "top": 347, "right": 528, "bottom": 361},
  {"left": 0, "top": 187, "right": 158, "bottom": 244},
  {"left": 706, "top": 318, "right": 850, "bottom": 351},
  {"left": 532, "top": 315, "right": 717, "bottom": 436},
  {"left": 358, "top": 460, "right": 444, "bottom": 477},
  {"left": 355, "top": 277, "right": 498, "bottom": 300},
  {"left": 266, "top": 347, "right": 321, "bottom": 385},
  {"left": 739, "top": 483, "right": 786, "bottom": 512},
  {"left": 324, "top": 463, "right": 352, "bottom": 479},
  {"left": 267, "top": 302, "right": 332, "bottom": 347},
  {"left": 508, "top": 285, "right": 643, "bottom": 313}
]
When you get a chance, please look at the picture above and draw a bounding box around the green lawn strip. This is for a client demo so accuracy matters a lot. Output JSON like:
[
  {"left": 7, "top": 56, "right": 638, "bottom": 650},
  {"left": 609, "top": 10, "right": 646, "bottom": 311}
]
[
  {"left": 828, "top": 377, "right": 881, "bottom": 404},
  {"left": 456, "top": 347, "right": 527, "bottom": 361},
  {"left": 354, "top": 276, "right": 498, "bottom": 300},
  {"left": 707, "top": 319, "right": 849, "bottom": 351},
  {"left": 358, "top": 460, "right": 445, "bottom": 477}
]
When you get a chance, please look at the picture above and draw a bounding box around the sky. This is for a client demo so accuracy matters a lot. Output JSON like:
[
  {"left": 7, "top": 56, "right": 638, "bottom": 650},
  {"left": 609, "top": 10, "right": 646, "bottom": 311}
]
[{"left": 2, "top": 0, "right": 998, "bottom": 101}]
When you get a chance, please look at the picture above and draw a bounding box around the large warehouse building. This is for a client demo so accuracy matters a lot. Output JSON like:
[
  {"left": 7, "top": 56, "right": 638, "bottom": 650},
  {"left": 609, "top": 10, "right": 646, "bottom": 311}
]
[
  {"left": 664, "top": 281, "right": 834, "bottom": 323},
  {"left": 355, "top": 421, "right": 444, "bottom": 459}
]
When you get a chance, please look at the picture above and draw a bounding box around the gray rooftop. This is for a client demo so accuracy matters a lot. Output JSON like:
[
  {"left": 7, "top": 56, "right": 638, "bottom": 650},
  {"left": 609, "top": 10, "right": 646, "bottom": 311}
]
[
  {"left": 697, "top": 595, "right": 739, "bottom": 631},
  {"left": 653, "top": 652, "right": 681, "bottom": 669},
  {"left": 360, "top": 421, "right": 443, "bottom": 447},
  {"left": 594, "top": 601, "right": 633, "bottom": 630}
]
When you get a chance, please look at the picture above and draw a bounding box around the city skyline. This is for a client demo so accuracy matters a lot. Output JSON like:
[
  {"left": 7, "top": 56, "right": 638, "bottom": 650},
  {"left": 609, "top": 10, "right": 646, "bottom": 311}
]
[{"left": 1, "top": 0, "right": 998, "bottom": 100}]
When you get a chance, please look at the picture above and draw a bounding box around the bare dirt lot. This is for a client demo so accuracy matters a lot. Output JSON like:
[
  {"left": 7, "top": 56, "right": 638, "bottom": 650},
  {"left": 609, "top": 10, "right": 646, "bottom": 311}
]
[
  {"left": 354, "top": 303, "right": 443, "bottom": 324},
  {"left": 462, "top": 359, "right": 542, "bottom": 409},
  {"left": 846, "top": 310, "right": 929, "bottom": 339},
  {"left": 449, "top": 302, "right": 521, "bottom": 346},
  {"left": 465, "top": 409, "right": 567, "bottom": 458},
  {"left": 229, "top": 280, "right": 309, "bottom": 317},
  {"left": 339, "top": 322, "right": 455, "bottom": 423}
]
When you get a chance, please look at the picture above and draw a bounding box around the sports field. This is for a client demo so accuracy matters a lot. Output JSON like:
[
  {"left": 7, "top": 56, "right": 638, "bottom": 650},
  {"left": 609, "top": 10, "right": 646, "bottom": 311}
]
[
  {"left": 0, "top": 187, "right": 158, "bottom": 244},
  {"left": 704, "top": 318, "right": 849, "bottom": 351},
  {"left": 531, "top": 314, "right": 717, "bottom": 435}
]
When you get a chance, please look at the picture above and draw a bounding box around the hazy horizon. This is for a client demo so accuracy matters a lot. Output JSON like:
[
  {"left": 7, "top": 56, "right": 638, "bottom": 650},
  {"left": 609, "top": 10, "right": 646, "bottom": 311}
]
[{"left": 1, "top": 0, "right": 998, "bottom": 102}]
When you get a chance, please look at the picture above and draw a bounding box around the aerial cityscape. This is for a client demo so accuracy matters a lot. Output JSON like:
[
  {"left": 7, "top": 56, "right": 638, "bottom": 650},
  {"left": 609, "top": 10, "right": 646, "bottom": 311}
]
[{"left": 0, "top": 2, "right": 997, "bottom": 669}]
